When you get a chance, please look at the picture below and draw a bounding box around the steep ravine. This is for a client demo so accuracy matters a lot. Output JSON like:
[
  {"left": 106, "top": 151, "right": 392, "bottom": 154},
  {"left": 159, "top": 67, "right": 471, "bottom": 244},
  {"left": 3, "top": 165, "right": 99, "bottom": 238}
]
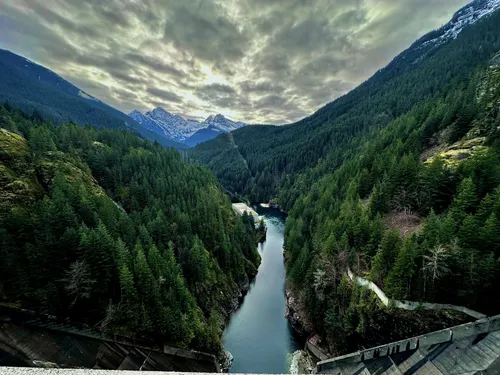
[{"left": 222, "top": 207, "right": 301, "bottom": 373}]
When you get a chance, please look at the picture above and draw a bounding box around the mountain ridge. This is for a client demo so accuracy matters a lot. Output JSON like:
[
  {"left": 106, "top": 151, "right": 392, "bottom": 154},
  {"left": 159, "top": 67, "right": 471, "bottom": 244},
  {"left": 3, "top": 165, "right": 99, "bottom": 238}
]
[
  {"left": 189, "top": 0, "right": 500, "bottom": 204},
  {"left": 0, "top": 49, "right": 186, "bottom": 149},
  {"left": 129, "top": 107, "right": 247, "bottom": 146}
]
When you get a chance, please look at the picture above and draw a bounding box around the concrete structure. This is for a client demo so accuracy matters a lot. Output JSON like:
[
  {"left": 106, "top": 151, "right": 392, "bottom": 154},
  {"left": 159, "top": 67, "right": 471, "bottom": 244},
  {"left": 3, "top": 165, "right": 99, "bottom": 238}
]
[
  {"left": 232, "top": 203, "right": 259, "bottom": 220},
  {"left": 1, "top": 369, "right": 219, "bottom": 375},
  {"left": 232, "top": 203, "right": 264, "bottom": 227},
  {"left": 317, "top": 315, "right": 500, "bottom": 374},
  {"left": 0, "top": 306, "right": 219, "bottom": 372},
  {"left": 347, "top": 268, "right": 486, "bottom": 319}
]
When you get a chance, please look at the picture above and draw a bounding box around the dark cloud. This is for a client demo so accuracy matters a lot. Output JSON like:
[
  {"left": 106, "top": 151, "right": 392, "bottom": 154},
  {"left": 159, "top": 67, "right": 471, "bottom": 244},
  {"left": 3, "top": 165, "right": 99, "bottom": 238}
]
[
  {"left": 125, "top": 53, "right": 185, "bottom": 78},
  {"left": 0, "top": 0, "right": 470, "bottom": 123},
  {"left": 107, "top": 70, "right": 149, "bottom": 86},
  {"left": 256, "top": 94, "right": 290, "bottom": 109},
  {"left": 196, "top": 83, "right": 245, "bottom": 108},
  {"left": 146, "top": 87, "right": 183, "bottom": 103},
  {"left": 239, "top": 81, "right": 285, "bottom": 95},
  {"left": 111, "top": 87, "right": 141, "bottom": 103},
  {"left": 163, "top": 2, "right": 250, "bottom": 64},
  {"left": 28, "top": 2, "right": 101, "bottom": 39},
  {"left": 199, "top": 83, "right": 236, "bottom": 95}
]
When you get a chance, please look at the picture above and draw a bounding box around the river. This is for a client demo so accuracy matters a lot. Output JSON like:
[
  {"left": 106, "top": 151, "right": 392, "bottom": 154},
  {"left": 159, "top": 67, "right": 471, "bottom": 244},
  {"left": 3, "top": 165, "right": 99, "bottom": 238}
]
[{"left": 222, "top": 206, "right": 302, "bottom": 373}]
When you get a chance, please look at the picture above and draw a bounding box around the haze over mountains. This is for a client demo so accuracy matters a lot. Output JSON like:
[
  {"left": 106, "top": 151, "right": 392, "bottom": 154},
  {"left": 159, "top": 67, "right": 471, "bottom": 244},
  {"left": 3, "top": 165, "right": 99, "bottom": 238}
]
[{"left": 129, "top": 108, "right": 247, "bottom": 146}]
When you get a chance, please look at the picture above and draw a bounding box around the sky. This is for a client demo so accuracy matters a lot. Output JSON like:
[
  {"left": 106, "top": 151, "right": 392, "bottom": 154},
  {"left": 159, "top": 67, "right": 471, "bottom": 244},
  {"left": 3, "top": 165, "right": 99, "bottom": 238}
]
[{"left": 0, "top": 0, "right": 470, "bottom": 124}]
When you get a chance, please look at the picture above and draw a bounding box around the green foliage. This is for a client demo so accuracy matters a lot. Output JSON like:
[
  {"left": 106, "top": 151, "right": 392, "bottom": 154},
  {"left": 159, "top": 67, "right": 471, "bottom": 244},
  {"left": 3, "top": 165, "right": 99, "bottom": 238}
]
[
  {"left": 190, "top": 10, "right": 500, "bottom": 355},
  {"left": 0, "top": 105, "right": 259, "bottom": 353},
  {"left": 385, "top": 238, "right": 418, "bottom": 300},
  {"left": 0, "top": 50, "right": 185, "bottom": 149},
  {"left": 370, "top": 230, "right": 402, "bottom": 286},
  {"left": 189, "top": 11, "right": 500, "bottom": 210}
]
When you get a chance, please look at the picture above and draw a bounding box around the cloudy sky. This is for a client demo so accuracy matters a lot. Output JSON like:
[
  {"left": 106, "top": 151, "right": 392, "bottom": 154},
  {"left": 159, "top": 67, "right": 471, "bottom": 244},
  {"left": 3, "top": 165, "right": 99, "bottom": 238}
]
[{"left": 0, "top": 0, "right": 469, "bottom": 124}]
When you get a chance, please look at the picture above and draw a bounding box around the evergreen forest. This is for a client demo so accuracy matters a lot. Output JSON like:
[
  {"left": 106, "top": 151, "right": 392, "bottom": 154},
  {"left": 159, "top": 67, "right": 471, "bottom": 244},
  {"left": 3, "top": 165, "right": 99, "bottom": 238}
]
[{"left": 0, "top": 104, "right": 260, "bottom": 354}]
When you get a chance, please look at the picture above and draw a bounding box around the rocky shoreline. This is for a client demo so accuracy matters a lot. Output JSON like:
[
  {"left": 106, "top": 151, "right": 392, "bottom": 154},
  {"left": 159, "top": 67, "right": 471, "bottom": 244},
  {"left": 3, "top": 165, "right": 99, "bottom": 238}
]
[
  {"left": 219, "top": 273, "right": 253, "bottom": 336},
  {"left": 219, "top": 273, "right": 253, "bottom": 371},
  {"left": 285, "top": 282, "right": 333, "bottom": 373},
  {"left": 285, "top": 282, "right": 314, "bottom": 338}
]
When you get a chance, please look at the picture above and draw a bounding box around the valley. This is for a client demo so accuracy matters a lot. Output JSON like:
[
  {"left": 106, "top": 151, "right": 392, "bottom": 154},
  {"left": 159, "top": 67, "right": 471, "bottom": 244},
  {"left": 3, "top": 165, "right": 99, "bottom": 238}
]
[
  {"left": 1, "top": 0, "right": 500, "bottom": 374},
  {"left": 188, "top": 0, "right": 500, "bottom": 365}
]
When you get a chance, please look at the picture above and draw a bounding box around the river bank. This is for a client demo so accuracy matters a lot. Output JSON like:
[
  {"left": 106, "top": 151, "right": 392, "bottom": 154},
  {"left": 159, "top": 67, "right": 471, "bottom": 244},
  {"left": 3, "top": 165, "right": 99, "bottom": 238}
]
[
  {"left": 285, "top": 283, "right": 332, "bottom": 373},
  {"left": 284, "top": 283, "right": 314, "bottom": 339}
]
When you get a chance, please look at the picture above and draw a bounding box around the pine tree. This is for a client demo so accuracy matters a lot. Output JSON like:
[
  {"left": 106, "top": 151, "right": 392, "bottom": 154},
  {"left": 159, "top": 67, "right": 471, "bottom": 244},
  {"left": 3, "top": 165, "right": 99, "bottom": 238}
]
[
  {"left": 458, "top": 215, "right": 481, "bottom": 250},
  {"left": 370, "top": 230, "right": 402, "bottom": 286},
  {"left": 79, "top": 223, "right": 114, "bottom": 293},
  {"left": 385, "top": 238, "right": 417, "bottom": 299},
  {"left": 134, "top": 246, "right": 156, "bottom": 303},
  {"left": 119, "top": 264, "right": 139, "bottom": 324},
  {"left": 483, "top": 213, "right": 500, "bottom": 255},
  {"left": 450, "top": 178, "right": 477, "bottom": 223}
]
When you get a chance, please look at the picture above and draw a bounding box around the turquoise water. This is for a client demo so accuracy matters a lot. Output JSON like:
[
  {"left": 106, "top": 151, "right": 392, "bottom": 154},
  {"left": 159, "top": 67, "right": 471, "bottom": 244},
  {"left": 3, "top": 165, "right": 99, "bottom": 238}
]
[{"left": 222, "top": 207, "right": 301, "bottom": 373}]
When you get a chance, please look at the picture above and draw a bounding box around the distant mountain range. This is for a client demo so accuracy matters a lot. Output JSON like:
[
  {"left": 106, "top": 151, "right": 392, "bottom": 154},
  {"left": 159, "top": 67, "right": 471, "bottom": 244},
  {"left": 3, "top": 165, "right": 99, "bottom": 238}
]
[
  {"left": 0, "top": 49, "right": 186, "bottom": 149},
  {"left": 129, "top": 108, "right": 247, "bottom": 146}
]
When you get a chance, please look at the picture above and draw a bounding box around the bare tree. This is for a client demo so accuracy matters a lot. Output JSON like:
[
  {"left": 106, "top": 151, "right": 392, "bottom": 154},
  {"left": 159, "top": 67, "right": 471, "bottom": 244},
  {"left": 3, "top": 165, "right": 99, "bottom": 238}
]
[
  {"left": 355, "top": 252, "right": 369, "bottom": 275},
  {"left": 313, "top": 268, "right": 327, "bottom": 301},
  {"left": 422, "top": 245, "right": 450, "bottom": 285},
  {"left": 98, "top": 300, "right": 117, "bottom": 330},
  {"left": 62, "top": 260, "right": 95, "bottom": 307},
  {"left": 390, "top": 187, "right": 418, "bottom": 216},
  {"left": 313, "top": 250, "right": 349, "bottom": 302}
]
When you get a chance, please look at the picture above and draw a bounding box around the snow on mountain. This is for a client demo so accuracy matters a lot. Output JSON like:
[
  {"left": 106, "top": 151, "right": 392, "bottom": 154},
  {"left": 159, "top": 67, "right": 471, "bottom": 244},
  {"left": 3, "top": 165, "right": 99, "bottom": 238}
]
[
  {"left": 129, "top": 107, "right": 247, "bottom": 145},
  {"left": 386, "top": 0, "right": 500, "bottom": 69},
  {"left": 204, "top": 114, "right": 246, "bottom": 133},
  {"left": 418, "top": 0, "right": 500, "bottom": 49},
  {"left": 128, "top": 109, "right": 172, "bottom": 139}
]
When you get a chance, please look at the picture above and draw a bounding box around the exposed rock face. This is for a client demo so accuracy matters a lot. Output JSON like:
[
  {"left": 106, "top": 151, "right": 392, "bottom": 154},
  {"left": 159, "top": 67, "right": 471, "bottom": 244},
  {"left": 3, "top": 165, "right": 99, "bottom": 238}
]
[
  {"left": 129, "top": 107, "right": 247, "bottom": 145},
  {"left": 285, "top": 283, "right": 314, "bottom": 338},
  {"left": 218, "top": 273, "right": 252, "bottom": 370},
  {"left": 230, "top": 274, "right": 251, "bottom": 316},
  {"left": 220, "top": 349, "right": 234, "bottom": 372},
  {"left": 289, "top": 350, "right": 316, "bottom": 374}
]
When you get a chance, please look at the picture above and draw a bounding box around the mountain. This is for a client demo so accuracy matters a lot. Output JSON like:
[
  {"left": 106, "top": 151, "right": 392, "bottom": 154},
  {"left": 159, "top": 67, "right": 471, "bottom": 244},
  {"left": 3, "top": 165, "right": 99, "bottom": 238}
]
[
  {"left": 0, "top": 49, "right": 185, "bottom": 149},
  {"left": 189, "top": 0, "right": 500, "bottom": 204},
  {"left": 183, "top": 126, "right": 224, "bottom": 148},
  {"left": 413, "top": 0, "right": 500, "bottom": 50},
  {"left": 204, "top": 114, "right": 247, "bottom": 133},
  {"left": 129, "top": 107, "right": 247, "bottom": 146},
  {"left": 190, "top": 0, "right": 500, "bottom": 355}
]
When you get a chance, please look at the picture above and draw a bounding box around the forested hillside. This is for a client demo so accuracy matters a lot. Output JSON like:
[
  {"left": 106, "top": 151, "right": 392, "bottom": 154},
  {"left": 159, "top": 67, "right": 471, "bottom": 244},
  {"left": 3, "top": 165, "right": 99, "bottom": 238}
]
[
  {"left": 0, "top": 104, "right": 260, "bottom": 354},
  {"left": 0, "top": 50, "right": 184, "bottom": 149},
  {"left": 189, "top": 9, "right": 500, "bottom": 208},
  {"left": 190, "top": 6, "right": 500, "bottom": 355}
]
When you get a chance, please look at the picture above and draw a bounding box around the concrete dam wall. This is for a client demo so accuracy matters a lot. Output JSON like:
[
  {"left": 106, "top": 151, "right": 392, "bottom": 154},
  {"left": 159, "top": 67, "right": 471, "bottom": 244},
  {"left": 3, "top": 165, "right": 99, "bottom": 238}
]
[{"left": 0, "top": 306, "right": 219, "bottom": 372}]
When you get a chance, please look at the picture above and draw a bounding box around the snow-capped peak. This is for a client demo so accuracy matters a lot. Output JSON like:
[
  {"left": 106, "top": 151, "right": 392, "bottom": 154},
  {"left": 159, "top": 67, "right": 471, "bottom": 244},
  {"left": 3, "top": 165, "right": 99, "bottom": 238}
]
[
  {"left": 129, "top": 107, "right": 247, "bottom": 144},
  {"left": 129, "top": 109, "right": 143, "bottom": 117},
  {"left": 420, "top": 0, "right": 500, "bottom": 49},
  {"left": 204, "top": 113, "right": 246, "bottom": 133}
]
